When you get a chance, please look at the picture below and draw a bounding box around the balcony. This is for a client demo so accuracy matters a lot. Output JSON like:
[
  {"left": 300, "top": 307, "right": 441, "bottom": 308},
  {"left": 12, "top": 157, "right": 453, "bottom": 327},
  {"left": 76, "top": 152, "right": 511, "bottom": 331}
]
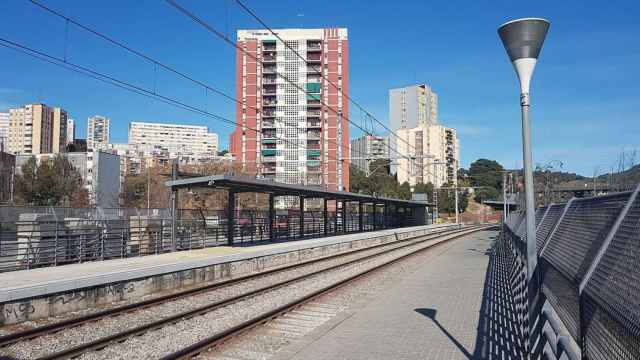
[
  {"left": 263, "top": 53, "right": 277, "bottom": 63},
  {"left": 262, "top": 166, "right": 276, "bottom": 174},
  {"left": 262, "top": 155, "right": 276, "bottom": 163},
  {"left": 307, "top": 149, "right": 321, "bottom": 158},
  {"left": 263, "top": 66, "right": 277, "bottom": 74},
  {"left": 262, "top": 40, "right": 276, "bottom": 51},
  {"left": 307, "top": 120, "right": 321, "bottom": 128},
  {"left": 307, "top": 110, "right": 321, "bottom": 117},
  {"left": 263, "top": 95, "right": 277, "bottom": 107},
  {"left": 262, "top": 130, "right": 277, "bottom": 139},
  {"left": 262, "top": 84, "right": 277, "bottom": 95},
  {"left": 263, "top": 110, "right": 276, "bottom": 118},
  {"left": 307, "top": 66, "right": 321, "bottom": 75},
  {"left": 307, "top": 53, "right": 321, "bottom": 62},
  {"left": 262, "top": 121, "right": 276, "bottom": 129},
  {"left": 307, "top": 41, "right": 321, "bottom": 50},
  {"left": 261, "top": 149, "right": 277, "bottom": 157},
  {"left": 262, "top": 75, "right": 277, "bottom": 84},
  {"left": 307, "top": 130, "right": 321, "bottom": 140},
  {"left": 307, "top": 140, "right": 320, "bottom": 150},
  {"left": 307, "top": 99, "right": 322, "bottom": 107},
  {"left": 307, "top": 165, "right": 322, "bottom": 173}
]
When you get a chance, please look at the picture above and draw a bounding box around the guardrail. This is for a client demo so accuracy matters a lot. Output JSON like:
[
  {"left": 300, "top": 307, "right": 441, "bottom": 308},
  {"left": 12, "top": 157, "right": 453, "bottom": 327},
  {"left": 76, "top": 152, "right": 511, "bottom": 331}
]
[
  {"left": 501, "top": 184, "right": 640, "bottom": 360},
  {"left": 0, "top": 207, "right": 419, "bottom": 273}
]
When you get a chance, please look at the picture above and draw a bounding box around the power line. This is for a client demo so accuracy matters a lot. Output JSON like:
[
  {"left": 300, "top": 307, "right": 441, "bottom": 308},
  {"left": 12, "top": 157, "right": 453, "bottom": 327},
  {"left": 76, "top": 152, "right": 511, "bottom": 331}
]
[
  {"left": 22, "top": 0, "right": 374, "bottom": 164},
  {"left": 164, "top": 0, "right": 411, "bottom": 162},
  {"left": 0, "top": 37, "right": 357, "bottom": 169},
  {"left": 232, "top": 0, "right": 418, "bottom": 155}
]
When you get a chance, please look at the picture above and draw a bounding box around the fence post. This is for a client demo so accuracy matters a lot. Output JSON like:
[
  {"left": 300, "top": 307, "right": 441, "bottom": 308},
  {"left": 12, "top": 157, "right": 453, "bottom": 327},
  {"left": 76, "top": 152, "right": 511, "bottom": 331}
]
[{"left": 54, "top": 221, "right": 59, "bottom": 266}]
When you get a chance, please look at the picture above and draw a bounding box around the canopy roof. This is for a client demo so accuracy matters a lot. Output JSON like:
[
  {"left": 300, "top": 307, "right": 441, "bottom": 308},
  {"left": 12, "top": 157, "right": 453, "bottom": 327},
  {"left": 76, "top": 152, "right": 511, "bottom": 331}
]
[{"left": 166, "top": 175, "right": 431, "bottom": 207}]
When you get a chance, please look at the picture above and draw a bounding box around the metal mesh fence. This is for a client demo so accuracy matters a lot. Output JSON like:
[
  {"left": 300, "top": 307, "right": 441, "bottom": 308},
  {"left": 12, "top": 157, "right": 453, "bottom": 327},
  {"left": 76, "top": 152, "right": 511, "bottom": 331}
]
[
  {"left": 535, "top": 203, "right": 565, "bottom": 255},
  {"left": 502, "top": 187, "right": 640, "bottom": 359},
  {"left": 581, "top": 191, "right": 640, "bottom": 360}
]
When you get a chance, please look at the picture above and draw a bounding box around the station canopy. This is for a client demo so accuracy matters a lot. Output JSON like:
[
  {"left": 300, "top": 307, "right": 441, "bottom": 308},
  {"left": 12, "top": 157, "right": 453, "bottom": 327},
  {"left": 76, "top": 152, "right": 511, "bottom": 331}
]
[{"left": 165, "top": 175, "right": 430, "bottom": 208}]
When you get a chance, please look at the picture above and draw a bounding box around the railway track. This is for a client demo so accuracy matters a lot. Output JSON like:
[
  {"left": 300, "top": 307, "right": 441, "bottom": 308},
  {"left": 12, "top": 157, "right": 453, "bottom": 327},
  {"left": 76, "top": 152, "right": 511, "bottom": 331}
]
[{"left": 0, "top": 225, "right": 490, "bottom": 360}]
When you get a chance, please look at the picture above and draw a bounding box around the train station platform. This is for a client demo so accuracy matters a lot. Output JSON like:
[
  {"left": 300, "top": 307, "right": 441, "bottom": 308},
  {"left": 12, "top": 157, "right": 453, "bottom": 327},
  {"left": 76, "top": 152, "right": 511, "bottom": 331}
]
[
  {"left": 276, "top": 229, "right": 520, "bottom": 360},
  {"left": 0, "top": 223, "right": 457, "bottom": 326}
]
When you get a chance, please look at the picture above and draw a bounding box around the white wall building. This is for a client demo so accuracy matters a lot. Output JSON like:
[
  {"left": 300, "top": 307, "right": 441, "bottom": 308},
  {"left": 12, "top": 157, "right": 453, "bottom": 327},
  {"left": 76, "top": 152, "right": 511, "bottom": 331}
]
[
  {"left": 14, "top": 151, "right": 121, "bottom": 207},
  {"left": 87, "top": 115, "right": 110, "bottom": 151},
  {"left": 66, "top": 119, "right": 75, "bottom": 145},
  {"left": 0, "top": 112, "right": 8, "bottom": 150},
  {"left": 349, "top": 135, "right": 389, "bottom": 174},
  {"left": 396, "top": 122, "right": 459, "bottom": 188},
  {"left": 389, "top": 84, "right": 438, "bottom": 175},
  {"left": 128, "top": 122, "right": 218, "bottom": 158}
]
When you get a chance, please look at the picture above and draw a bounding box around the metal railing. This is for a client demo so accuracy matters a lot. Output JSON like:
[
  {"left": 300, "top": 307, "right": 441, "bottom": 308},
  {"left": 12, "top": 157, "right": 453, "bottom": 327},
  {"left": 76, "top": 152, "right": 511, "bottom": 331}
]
[
  {"left": 501, "top": 184, "right": 640, "bottom": 360},
  {"left": 0, "top": 206, "right": 421, "bottom": 273}
]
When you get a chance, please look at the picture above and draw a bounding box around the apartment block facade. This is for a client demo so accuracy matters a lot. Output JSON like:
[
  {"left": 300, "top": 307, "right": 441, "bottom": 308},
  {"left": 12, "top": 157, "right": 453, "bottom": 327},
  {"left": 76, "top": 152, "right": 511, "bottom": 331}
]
[
  {"left": 87, "top": 115, "right": 110, "bottom": 151},
  {"left": 389, "top": 84, "right": 438, "bottom": 175},
  {"left": 396, "top": 122, "right": 459, "bottom": 188},
  {"left": 15, "top": 151, "right": 121, "bottom": 207},
  {"left": 128, "top": 122, "right": 218, "bottom": 158},
  {"left": 0, "top": 112, "right": 8, "bottom": 150},
  {"left": 6, "top": 104, "right": 67, "bottom": 155},
  {"left": 66, "top": 119, "right": 75, "bottom": 145},
  {"left": 230, "top": 28, "right": 349, "bottom": 191},
  {"left": 349, "top": 135, "right": 389, "bottom": 174}
]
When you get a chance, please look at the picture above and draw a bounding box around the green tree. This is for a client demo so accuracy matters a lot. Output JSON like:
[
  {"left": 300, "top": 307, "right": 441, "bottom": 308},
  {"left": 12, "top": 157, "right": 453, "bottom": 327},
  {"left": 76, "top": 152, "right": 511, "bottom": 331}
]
[
  {"left": 15, "top": 155, "right": 88, "bottom": 206},
  {"left": 437, "top": 183, "right": 469, "bottom": 215},
  {"left": 469, "top": 159, "right": 504, "bottom": 202}
]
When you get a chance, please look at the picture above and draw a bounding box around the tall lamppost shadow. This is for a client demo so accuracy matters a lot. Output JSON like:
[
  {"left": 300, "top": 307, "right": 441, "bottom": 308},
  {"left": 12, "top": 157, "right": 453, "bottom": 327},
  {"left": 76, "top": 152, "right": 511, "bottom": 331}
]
[
  {"left": 415, "top": 308, "right": 473, "bottom": 359},
  {"left": 415, "top": 242, "right": 526, "bottom": 359}
]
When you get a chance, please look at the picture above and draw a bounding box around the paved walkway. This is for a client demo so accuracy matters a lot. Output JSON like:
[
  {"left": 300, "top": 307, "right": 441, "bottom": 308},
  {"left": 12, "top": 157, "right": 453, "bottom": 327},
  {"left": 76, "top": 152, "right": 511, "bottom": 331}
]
[{"left": 280, "top": 229, "right": 522, "bottom": 360}]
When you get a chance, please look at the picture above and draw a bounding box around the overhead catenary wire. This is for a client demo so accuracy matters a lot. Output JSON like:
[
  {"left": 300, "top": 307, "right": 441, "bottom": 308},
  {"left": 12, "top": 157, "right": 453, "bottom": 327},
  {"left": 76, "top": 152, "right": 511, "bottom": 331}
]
[
  {"left": 0, "top": 37, "right": 358, "bottom": 168},
  {"left": 22, "top": 0, "right": 376, "bottom": 165},
  {"left": 233, "top": 0, "right": 419, "bottom": 155},
  {"left": 164, "top": 0, "right": 413, "bottom": 163}
]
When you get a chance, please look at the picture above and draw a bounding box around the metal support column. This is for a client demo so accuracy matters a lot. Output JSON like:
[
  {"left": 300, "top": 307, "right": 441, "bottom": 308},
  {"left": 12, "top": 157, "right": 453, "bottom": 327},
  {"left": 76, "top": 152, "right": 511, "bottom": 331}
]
[
  {"left": 299, "top": 197, "right": 305, "bottom": 238},
  {"left": 227, "top": 191, "right": 235, "bottom": 246},
  {"left": 170, "top": 160, "right": 178, "bottom": 251},
  {"left": 323, "top": 198, "right": 328, "bottom": 236},
  {"left": 334, "top": 200, "right": 338, "bottom": 234},
  {"left": 384, "top": 203, "right": 390, "bottom": 229},
  {"left": 358, "top": 202, "right": 364, "bottom": 232},
  {"left": 268, "top": 193, "right": 275, "bottom": 241},
  {"left": 342, "top": 201, "right": 347, "bottom": 233}
]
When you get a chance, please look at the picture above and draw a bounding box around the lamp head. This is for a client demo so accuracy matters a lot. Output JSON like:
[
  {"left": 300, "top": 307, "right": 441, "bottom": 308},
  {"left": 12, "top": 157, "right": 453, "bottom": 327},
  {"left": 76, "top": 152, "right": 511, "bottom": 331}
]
[{"left": 498, "top": 18, "right": 550, "bottom": 95}]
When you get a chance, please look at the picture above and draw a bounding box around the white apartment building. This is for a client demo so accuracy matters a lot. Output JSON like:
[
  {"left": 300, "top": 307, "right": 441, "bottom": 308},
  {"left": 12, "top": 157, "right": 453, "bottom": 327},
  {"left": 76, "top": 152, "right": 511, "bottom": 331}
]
[
  {"left": 396, "top": 122, "right": 459, "bottom": 188},
  {"left": 128, "top": 122, "right": 218, "bottom": 158},
  {"left": 349, "top": 135, "right": 389, "bottom": 174},
  {"left": 87, "top": 115, "right": 110, "bottom": 151},
  {"left": 0, "top": 112, "right": 8, "bottom": 150},
  {"left": 14, "top": 151, "right": 121, "bottom": 207},
  {"left": 389, "top": 84, "right": 438, "bottom": 175},
  {"left": 66, "top": 119, "right": 75, "bottom": 145},
  {"left": 7, "top": 104, "right": 67, "bottom": 155}
]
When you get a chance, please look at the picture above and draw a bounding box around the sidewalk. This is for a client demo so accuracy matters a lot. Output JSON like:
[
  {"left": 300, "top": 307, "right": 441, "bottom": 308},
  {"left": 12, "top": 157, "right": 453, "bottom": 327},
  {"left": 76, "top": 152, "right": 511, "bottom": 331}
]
[{"left": 278, "top": 229, "right": 522, "bottom": 360}]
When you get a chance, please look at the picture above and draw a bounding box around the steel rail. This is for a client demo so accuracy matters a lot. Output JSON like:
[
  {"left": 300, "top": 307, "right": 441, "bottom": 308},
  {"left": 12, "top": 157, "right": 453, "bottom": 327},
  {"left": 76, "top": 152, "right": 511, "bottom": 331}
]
[
  {"left": 10, "top": 226, "right": 481, "bottom": 359},
  {"left": 161, "top": 225, "right": 493, "bottom": 359},
  {"left": 0, "top": 226, "right": 458, "bottom": 348}
]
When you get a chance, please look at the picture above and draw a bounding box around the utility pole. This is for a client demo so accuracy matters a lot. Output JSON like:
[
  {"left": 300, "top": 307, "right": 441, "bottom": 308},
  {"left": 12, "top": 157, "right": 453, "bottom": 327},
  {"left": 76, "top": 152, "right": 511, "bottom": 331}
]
[{"left": 454, "top": 162, "right": 459, "bottom": 225}]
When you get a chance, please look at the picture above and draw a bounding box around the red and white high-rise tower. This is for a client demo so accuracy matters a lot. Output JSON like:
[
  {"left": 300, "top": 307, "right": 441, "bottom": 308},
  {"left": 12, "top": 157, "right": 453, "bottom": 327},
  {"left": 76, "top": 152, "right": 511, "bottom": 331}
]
[{"left": 230, "top": 28, "right": 349, "bottom": 192}]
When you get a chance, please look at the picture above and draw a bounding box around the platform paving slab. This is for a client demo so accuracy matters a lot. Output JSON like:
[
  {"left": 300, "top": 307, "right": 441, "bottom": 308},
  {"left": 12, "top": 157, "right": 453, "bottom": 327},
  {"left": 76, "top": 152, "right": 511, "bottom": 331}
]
[{"left": 276, "top": 230, "right": 500, "bottom": 360}]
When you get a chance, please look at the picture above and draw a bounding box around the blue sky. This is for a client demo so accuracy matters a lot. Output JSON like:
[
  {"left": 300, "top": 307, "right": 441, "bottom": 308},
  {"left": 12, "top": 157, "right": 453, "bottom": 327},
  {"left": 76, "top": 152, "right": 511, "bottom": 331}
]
[{"left": 1, "top": 0, "right": 638, "bottom": 176}]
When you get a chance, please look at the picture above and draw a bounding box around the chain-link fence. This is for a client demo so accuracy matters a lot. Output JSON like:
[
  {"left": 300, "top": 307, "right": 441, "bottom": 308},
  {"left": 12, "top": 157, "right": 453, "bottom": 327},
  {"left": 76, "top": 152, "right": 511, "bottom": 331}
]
[{"left": 501, "top": 185, "right": 640, "bottom": 359}]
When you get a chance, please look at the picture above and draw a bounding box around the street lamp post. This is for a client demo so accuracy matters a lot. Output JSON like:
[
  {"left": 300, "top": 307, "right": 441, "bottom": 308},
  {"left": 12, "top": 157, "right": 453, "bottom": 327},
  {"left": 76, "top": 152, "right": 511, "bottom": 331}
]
[{"left": 499, "top": 18, "right": 550, "bottom": 355}]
